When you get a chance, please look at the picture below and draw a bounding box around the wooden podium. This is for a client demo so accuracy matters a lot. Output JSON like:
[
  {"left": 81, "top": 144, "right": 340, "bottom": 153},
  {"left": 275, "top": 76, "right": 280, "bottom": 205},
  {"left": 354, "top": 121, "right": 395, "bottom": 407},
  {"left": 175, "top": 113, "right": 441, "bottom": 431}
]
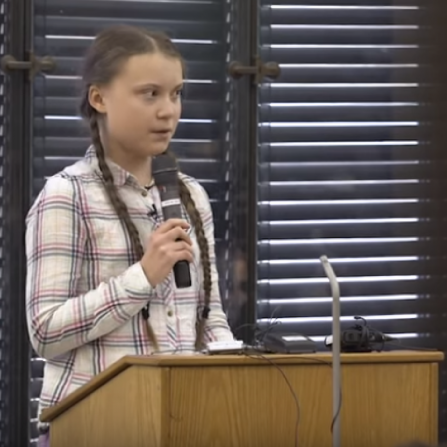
[{"left": 40, "top": 351, "right": 443, "bottom": 447}]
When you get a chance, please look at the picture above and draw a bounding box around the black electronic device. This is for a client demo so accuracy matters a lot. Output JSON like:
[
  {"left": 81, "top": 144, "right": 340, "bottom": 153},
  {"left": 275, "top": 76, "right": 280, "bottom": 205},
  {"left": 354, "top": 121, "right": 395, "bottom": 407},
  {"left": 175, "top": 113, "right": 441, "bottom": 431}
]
[
  {"left": 152, "top": 153, "right": 191, "bottom": 288},
  {"left": 325, "top": 316, "right": 395, "bottom": 353},
  {"left": 262, "top": 332, "right": 317, "bottom": 354}
]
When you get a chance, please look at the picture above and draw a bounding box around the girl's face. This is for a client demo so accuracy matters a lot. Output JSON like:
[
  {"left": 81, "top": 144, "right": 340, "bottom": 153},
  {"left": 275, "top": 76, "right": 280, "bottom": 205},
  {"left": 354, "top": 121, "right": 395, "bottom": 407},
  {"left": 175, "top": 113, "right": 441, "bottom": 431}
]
[{"left": 90, "top": 52, "right": 183, "bottom": 161}]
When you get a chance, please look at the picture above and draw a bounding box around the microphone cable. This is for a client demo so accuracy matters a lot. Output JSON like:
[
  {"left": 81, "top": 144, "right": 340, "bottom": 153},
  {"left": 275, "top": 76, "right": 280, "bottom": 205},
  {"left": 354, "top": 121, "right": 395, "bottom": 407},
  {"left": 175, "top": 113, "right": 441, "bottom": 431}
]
[
  {"left": 242, "top": 346, "right": 301, "bottom": 447},
  {"left": 242, "top": 345, "right": 343, "bottom": 447},
  {"left": 260, "top": 308, "right": 343, "bottom": 435},
  {"left": 239, "top": 317, "right": 343, "bottom": 445}
]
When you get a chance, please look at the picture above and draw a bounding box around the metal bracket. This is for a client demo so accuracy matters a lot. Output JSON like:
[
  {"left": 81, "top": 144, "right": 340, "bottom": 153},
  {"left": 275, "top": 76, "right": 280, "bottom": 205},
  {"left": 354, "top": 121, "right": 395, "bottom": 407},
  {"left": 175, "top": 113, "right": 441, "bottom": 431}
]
[
  {"left": 1, "top": 52, "right": 55, "bottom": 80},
  {"left": 228, "top": 56, "right": 281, "bottom": 84}
]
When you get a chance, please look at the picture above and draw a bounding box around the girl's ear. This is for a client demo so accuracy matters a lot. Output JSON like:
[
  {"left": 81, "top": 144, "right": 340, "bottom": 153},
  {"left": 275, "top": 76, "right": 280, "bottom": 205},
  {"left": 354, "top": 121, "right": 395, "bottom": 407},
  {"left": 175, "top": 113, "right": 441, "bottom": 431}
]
[{"left": 88, "top": 85, "right": 107, "bottom": 114}]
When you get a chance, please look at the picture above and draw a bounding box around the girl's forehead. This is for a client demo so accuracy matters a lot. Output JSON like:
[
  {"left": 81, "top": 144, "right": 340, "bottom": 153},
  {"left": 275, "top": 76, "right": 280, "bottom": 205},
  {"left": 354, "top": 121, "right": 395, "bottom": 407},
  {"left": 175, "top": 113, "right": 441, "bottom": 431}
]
[{"left": 115, "top": 53, "right": 183, "bottom": 87}]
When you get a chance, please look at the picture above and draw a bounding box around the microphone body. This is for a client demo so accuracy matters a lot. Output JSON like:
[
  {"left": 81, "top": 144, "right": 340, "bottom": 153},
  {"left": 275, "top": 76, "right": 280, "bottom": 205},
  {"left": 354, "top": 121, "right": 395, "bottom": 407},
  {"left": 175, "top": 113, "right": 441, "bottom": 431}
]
[{"left": 152, "top": 154, "right": 192, "bottom": 288}]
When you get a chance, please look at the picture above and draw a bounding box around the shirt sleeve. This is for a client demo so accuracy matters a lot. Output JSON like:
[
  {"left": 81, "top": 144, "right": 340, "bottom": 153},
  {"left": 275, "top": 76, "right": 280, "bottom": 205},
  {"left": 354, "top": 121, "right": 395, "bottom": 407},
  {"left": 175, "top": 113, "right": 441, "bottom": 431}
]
[
  {"left": 194, "top": 183, "right": 235, "bottom": 343},
  {"left": 25, "top": 176, "right": 154, "bottom": 360}
]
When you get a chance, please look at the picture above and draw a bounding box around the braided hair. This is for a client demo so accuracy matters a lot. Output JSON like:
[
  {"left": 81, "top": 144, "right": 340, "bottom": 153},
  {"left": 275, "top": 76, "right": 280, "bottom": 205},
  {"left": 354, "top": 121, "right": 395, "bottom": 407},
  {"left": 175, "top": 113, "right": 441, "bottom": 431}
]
[{"left": 79, "top": 25, "right": 212, "bottom": 351}]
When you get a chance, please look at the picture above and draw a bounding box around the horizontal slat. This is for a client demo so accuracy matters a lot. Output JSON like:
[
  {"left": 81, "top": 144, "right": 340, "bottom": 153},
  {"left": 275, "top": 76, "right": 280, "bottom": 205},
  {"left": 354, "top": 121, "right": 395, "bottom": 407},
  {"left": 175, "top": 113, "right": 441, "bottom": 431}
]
[
  {"left": 256, "top": 317, "right": 431, "bottom": 338},
  {"left": 34, "top": 97, "right": 221, "bottom": 120},
  {"left": 258, "top": 182, "right": 432, "bottom": 200},
  {"left": 36, "top": 0, "right": 220, "bottom": 21},
  {"left": 258, "top": 220, "right": 435, "bottom": 239},
  {"left": 34, "top": 77, "right": 221, "bottom": 101},
  {"left": 258, "top": 142, "right": 426, "bottom": 163},
  {"left": 258, "top": 161, "right": 436, "bottom": 181},
  {"left": 257, "top": 294, "right": 428, "bottom": 318},
  {"left": 261, "top": 26, "right": 420, "bottom": 46},
  {"left": 262, "top": 0, "right": 420, "bottom": 6},
  {"left": 259, "top": 103, "right": 422, "bottom": 122},
  {"left": 35, "top": 17, "right": 221, "bottom": 41},
  {"left": 257, "top": 239, "right": 430, "bottom": 260},
  {"left": 261, "top": 46, "right": 421, "bottom": 65},
  {"left": 257, "top": 277, "right": 434, "bottom": 299},
  {"left": 33, "top": 118, "right": 220, "bottom": 140},
  {"left": 260, "top": 4, "right": 419, "bottom": 26},
  {"left": 257, "top": 202, "right": 433, "bottom": 221},
  {"left": 258, "top": 124, "right": 419, "bottom": 143},
  {"left": 259, "top": 84, "right": 424, "bottom": 103},
  {"left": 33, "top": 137, "right": 222, "bottom": 159},
  {"left": 263, "top": 66, "right": 424, "bottom": 85},
  {"left": 257, "top": 258, "right": 435, "bottom": 280}
]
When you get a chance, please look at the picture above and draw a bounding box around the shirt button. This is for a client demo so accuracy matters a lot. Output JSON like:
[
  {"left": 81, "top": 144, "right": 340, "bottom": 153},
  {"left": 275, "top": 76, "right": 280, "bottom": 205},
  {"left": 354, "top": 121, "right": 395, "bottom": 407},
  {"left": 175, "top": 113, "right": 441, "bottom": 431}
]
[
  {"left": 141, "top": 189, "right": 148, "bottom": 197},
  {"left": 167, "top": 309, "right": 173, "bottom": 317}
]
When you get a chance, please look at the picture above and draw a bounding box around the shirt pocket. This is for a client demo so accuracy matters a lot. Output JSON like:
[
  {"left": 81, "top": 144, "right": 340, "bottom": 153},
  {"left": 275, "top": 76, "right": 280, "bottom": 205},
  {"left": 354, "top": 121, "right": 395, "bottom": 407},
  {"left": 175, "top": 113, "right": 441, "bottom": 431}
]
[{"left": 87, "top": 216, "right": 133, "bottom": 280}]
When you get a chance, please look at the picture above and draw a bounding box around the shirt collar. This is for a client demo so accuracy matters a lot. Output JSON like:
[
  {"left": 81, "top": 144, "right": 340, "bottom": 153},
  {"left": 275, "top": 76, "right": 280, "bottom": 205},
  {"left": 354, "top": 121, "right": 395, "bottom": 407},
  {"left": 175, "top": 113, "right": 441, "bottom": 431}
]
[{"left": 84, "top": 145, "right": 134, "bottom": 187}]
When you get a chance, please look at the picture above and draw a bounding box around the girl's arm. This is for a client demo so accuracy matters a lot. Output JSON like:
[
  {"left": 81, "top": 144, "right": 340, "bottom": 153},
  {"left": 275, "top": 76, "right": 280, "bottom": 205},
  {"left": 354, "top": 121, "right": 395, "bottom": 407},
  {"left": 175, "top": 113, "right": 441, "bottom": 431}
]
[{"left": 26, "top": 176, "right": 154, "bottom": 360}]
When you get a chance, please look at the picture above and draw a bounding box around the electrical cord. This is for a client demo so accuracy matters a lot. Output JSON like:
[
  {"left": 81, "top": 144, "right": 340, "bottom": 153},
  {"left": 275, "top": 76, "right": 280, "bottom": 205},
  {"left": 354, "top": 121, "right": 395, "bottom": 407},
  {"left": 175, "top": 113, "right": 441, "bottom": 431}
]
[
  {"left": 242, "top": 302, "right": 344, "bottom": 438},
  {"left": 255, "top": 321, "right": 283, "bottom": 343},
  {"left": 233, "top": 305, "right": 284, "bottom": 343},
  {"left": 232, "top": 321, "right": 283, "bottom": 347},
  {"left": 153, "top": 342, "right": 343, "bottom": 444},
  {"left": 233, "top": 322, "right": 260, "bottom": 340},
  {"left": 242, "top": 346, "right": 301, "bottom": 447},
  {"left": 242, "top": 344, "right": 343, "bottom": 444},
  {"left": 240, "top": 314, "right": 437, "bottom": 444},
  {"left": 259, "top": 308, "right": 343, "bottom": 436}
]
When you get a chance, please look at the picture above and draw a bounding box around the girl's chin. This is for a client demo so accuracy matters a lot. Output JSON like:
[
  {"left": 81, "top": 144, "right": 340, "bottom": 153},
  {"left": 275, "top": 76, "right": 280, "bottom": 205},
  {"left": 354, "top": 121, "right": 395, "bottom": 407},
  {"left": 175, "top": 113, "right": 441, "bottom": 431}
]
[{"left": 141, "top": 141, "right": 171, "bottom": 156}]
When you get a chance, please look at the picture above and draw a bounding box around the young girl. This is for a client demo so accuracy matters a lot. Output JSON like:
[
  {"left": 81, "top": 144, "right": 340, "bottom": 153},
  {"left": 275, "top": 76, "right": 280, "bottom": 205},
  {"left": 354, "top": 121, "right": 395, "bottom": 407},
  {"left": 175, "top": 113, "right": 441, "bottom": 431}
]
[{"left": 25, "top": 25, "right": 234, "bottom": 446}]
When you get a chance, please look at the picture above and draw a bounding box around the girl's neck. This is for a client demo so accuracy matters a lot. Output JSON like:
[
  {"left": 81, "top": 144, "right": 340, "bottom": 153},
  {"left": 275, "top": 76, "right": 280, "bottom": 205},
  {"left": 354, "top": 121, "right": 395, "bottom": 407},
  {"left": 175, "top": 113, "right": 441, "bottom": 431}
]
[{"left": 100, "top": 131, "right": 153, "bottom": 186}]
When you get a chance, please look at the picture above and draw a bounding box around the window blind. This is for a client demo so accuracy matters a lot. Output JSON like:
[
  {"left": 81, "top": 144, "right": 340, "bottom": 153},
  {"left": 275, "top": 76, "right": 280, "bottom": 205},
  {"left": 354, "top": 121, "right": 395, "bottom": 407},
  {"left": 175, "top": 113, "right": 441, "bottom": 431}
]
[
  {"left": 31, "top": 0, "right": 228, "bottom": 444},
  {"left": 257, "top": 0, "right": 447, "bottom": 436},
  {"left": 257, "top": 1, "right": 441, "bottom": 348}
]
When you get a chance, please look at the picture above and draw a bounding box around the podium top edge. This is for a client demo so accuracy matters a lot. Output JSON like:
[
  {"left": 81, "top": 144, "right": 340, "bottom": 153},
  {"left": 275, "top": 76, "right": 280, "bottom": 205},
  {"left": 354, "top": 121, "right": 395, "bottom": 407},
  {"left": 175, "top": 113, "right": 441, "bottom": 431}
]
[
  {"left": 40, "top": 350, "right": 443, "bottom": 424},
  {"left": 121, "top": 350, "right": 444, "bottom": 366}
]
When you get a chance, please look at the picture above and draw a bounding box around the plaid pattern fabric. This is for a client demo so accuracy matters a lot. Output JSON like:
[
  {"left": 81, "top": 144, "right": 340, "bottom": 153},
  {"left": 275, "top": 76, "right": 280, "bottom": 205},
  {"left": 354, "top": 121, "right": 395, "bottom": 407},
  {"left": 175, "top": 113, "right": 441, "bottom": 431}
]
[{"left": 26, "top": 146, "right": 233, "bottom": 423}]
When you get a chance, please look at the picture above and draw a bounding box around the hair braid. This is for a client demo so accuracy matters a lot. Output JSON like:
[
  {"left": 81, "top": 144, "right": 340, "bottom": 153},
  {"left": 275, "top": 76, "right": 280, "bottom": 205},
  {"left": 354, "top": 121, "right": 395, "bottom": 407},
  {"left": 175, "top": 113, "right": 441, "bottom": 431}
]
[
  {"left": 86, "top": 105, "right": 159, "bottom": 352},
  {"left": 178, "top": 178, "right": 211, "bottom": 350},
  {"left": 78, "top": 24, "right": 203, "bottom": 352}
]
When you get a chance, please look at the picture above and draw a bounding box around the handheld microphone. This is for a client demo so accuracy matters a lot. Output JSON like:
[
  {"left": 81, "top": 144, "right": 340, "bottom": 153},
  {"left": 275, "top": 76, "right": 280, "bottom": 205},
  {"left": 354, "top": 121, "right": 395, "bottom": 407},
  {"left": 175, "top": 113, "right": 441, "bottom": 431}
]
[{"left": 152, "top": 153, "right": 192, "bottom": 288}]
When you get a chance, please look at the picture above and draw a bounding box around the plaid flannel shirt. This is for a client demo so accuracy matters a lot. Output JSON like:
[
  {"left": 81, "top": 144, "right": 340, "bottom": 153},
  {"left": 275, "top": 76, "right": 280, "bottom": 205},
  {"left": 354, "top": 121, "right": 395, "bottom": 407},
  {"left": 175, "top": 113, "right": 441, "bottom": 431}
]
[{"left": 25, "top": 146, "right": 234, "bottom": 421}]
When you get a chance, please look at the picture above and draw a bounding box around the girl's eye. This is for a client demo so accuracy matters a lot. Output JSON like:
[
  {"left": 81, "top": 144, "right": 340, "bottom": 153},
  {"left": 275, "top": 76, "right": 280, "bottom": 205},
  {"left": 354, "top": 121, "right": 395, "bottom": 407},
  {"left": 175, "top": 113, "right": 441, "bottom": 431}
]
[
  {"left": 175, "top": 89, "right": 183, "bottom": 98},
  {"left": 143, "top": 90, "right": 156, "bottom": 98}
]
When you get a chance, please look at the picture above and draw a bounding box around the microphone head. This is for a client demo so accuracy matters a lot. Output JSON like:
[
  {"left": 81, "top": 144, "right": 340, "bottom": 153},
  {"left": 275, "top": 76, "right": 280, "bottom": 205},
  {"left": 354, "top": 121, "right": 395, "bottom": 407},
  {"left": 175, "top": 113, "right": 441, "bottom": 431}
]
[{"left": 152, "top": 152, "right": 178, "bottom": 186}]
